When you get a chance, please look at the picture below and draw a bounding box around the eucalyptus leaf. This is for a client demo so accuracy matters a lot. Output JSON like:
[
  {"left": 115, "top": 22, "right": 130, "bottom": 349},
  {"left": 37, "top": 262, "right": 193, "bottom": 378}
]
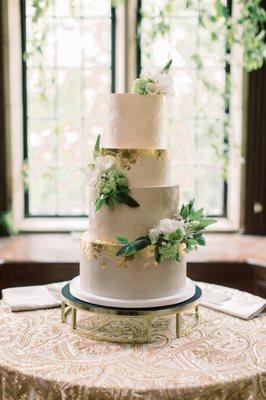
[
  {"left": 190, "top": 208, "right": 204, "bottom": 220},
  {"left": 116, "top": 244, "right": 136, "bottom": 257},
  {"left": 134, "top": 236, "right": 151, "bottom": 250},
  {"left": 93, "top": 134, "right": 101, "bottom": 161},
  {"left": 187, "top": 238, "right": 198, "bottom": 246},
  {"left": 116, "top": 235, "right": 129, "bottom": 244},
  {"left": 180, "top": 204, "right": 189, "bottom": 219},
  {"left": 161, "top": 59, "right": 172, "bottom": 73},
  {"left": 117, "top": 191, "right": 140, "bottom": 208},
  {"left": 198, "top": 219, "right": 217, "bottom": 229},
  {"left": 196, "top": 237, "right": 206, "bottom": 246}
]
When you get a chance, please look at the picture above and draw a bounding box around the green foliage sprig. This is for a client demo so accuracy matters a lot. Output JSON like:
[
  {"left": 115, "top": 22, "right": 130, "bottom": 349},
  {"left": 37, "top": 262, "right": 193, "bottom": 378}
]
[
  {"left": 132, "top": 59, "right": 173, "bottom": 95},
  {"left": 0, "top": 211, "right": 17, "bottom": 237},
  {"left": 96, "top": 169, "right": 140, "bottom": 211},
  {"left": 116, "top": 200, "right": 216, "bottom": 263}
]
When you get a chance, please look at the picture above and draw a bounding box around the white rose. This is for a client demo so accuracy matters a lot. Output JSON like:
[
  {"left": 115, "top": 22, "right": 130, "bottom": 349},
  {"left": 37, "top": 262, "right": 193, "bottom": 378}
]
[
  {"left": 158, "top": 218, "right": 185, "bottom": 234},
  {"left": 148, "top": 227, "right": 161, "bottom": 244},
  {"left": 86, "top": 169, "right": 98, "bottom": 188},
  {"left": 157, "top": 73, "right": 174, "bottom": 96},
  {"left": 145, "top": 82, "right": 159, "bottom": 95},
  {"left": 87, "top": 156, "right": 114, "bottom": 186},
  {"left": 96, "top": 156, "right": 115, "bottom": 174}
]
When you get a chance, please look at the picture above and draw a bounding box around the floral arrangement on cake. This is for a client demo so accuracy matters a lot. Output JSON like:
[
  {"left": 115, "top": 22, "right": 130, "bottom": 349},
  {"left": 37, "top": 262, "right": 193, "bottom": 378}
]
[
  {"left": 116, "top": 200, "right": 216, "bottom": 263},
  {"left": 89, "top": 135, "right": 139, "bottom": 211},
  {"left": 132, "top": 59, "right": 174, "bottom": 96}
]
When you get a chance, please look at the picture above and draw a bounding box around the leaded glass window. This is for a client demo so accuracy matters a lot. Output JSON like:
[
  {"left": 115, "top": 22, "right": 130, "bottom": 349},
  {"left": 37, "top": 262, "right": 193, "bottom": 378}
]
[
  {"left": 139, "top": 0, "right": 229, "bottom": 216},
  {"left": 22, "top": 0, "right": 114, "bottom": 217}
]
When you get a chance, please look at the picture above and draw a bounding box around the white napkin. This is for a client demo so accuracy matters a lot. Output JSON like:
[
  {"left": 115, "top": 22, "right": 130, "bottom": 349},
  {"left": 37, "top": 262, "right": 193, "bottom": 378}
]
[
  {"left": 198, "top": 282, "right": 266, "bottom": 320},
  {"left": 2, "top": 281, "right": 68, "bottom": 312}
]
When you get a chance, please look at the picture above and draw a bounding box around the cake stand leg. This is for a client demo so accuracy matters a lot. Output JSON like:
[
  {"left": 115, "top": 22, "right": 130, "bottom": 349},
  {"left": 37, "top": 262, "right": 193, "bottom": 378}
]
[
  {"left": 176, "top": 313, "right": 181, "bottom": 338},
  {"left": 195, "top": 305, "right": 200, "bottom": 325},
  {"left": 147, "top": 317, "right": 153, "bottom": 342},
  {"left": 71, "top": 307, "right": 77, "bottom": 330},
  {"left": 61, "top": 301, "right": 66, "bottom": 323}
]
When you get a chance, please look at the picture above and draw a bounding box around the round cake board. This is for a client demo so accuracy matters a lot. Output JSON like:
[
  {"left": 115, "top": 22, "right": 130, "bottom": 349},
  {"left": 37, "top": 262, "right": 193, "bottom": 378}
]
[
  {"left": 68, "top": 276, "right": 199, "bottom": 310},
  {"left": 62, "top": 282, "right": 202, "bottom": 315}
]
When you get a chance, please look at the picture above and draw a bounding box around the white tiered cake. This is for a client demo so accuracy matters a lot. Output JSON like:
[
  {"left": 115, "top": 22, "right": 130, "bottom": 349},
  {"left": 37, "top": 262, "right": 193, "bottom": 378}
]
[{"left": 70, "top": 93, "right": 196, "bottom": 308}]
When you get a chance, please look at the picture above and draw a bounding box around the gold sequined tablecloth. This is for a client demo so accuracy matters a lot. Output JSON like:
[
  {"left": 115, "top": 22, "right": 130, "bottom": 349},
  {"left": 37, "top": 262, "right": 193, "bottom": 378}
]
[{"left": 0, "top": 283, "right": 265, "bottom": 400}]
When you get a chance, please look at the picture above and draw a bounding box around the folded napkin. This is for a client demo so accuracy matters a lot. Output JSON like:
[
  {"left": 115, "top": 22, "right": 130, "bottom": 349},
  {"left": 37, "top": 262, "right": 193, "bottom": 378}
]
[
  {"left": 2, "top": 281, "right": 68, "bottom": 312},
  {"left": 198, "top": 282, "right": 266, "bottom": 320},
  {"left": 2, "top": 281, "right": 265, "bottom": 319}
]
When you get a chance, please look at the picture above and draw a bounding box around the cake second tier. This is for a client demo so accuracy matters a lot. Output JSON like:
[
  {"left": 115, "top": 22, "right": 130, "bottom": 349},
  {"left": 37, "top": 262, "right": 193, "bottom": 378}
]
[
  {"left": 99, "top": 148, "right": 171, "bottom": 186},
  {"left": 88, "top": 184, "right": 179, "bottom": 242}
]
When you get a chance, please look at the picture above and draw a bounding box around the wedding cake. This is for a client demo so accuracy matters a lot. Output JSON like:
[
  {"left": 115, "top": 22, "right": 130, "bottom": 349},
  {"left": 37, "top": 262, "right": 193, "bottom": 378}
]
[{"left": 70, "top": 61, "right": 216, "bottom": 308}]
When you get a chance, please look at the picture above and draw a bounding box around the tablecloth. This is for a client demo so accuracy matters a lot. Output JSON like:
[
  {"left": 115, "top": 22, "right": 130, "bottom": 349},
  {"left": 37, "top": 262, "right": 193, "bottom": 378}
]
[{"left": 0, "top": 282, "right": 265, "bottom": 400}]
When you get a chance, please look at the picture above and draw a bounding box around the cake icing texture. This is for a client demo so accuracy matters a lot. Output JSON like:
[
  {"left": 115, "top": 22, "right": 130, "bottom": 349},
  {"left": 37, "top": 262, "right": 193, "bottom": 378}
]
[{"left": 104, "top": 94, "right": 165, "bottom": 149}]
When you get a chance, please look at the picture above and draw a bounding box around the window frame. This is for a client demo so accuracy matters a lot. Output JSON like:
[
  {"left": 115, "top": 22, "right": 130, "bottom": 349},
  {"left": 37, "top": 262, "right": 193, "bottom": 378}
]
[{"left": 6, "top": 0, "right": 243, "bottom": 232}]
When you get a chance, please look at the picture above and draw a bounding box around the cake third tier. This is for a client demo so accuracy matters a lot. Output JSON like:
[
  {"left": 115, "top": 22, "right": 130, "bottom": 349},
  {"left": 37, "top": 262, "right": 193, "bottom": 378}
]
[{"left": 88, "top": 184, "right": 179, "bottom": 242}]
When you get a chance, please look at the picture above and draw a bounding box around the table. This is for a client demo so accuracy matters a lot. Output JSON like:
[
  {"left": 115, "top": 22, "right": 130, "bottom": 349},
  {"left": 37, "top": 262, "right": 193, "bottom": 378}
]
[{"left": 0, "top": 283, "right": 265, "bottom": 400}]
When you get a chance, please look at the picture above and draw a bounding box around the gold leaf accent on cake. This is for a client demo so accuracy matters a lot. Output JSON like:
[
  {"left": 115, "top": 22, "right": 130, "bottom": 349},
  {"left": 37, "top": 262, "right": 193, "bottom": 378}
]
[
  {"left": 100, "top": 148, "right": 169, "bottom": 171},
  {"left": 116, "top": 254, "right": 134, "bottom": 268},
  {"left": 80, "top": 235, "right": 119, "bottom": 261},
  {"left": 139, "top": 245, "right": 155, "bottom": 259},
  {"left": 116, "top": 258, "right": 126, "bottom": 268},
  {"left": 80, "top": 234, "right": 135, "bottom": 268}
]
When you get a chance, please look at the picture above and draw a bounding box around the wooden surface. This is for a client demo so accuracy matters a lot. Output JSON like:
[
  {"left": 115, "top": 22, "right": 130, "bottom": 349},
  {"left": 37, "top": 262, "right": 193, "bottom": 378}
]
[{"left": 0, "top": 233, "right": 265, "bottom": 297}]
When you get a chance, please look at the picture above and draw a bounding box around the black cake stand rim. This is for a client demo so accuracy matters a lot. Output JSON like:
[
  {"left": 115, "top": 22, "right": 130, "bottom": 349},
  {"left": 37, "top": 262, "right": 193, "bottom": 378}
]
[{"left": 61, "top": 283, "right": 202, "bottom": 315}]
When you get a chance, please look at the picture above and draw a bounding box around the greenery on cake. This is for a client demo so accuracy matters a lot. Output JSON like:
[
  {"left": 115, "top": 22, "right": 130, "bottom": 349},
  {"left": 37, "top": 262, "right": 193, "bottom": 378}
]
[
  {"left": 132, "top": 59, "right": 174, "bottom": 96},
  {"left": 116, "top": 200, "right": 216, "bottom": 263},
  {"left": 89, "top": 135, "right": 140, "bottom": 211},
  {"left": 95, "top": 169, "right": 139, "bottom": 211}
]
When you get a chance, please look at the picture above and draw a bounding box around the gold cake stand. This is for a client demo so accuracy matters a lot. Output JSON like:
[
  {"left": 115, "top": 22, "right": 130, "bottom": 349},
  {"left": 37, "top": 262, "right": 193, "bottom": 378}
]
[{"left": 61, "top": 283, "right": 202, "bottom": 343}]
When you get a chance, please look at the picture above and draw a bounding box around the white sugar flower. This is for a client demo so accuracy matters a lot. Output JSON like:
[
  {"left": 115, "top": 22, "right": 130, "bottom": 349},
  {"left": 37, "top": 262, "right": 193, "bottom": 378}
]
[
  {"left": 86, "top": 169, "right": 98, "bottom": 188},
  {"left": 148, "top": 227, "right": 161, "bottom": 244},
  {"left": 157, "top": 73, "right": 174, "bottom": 96},
  {"left": 145, "top": 82, "right": 159, "bottom": 95},
  {"left": 96, "top": 156, "right": 114, "bottom": 174},
  {"left": 87, "top": 156, "right": 114, "bottom": 186},
  {"left": 158, "top": 218, "right": 185, "bottom": 234}
]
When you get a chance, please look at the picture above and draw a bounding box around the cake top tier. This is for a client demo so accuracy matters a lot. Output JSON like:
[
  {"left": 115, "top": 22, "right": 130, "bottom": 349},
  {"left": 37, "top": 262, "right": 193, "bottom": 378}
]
[
  {"left": 103, "top": 60, "right": 174, "bottom": 150},
  {"left": 104, "top": 93, "right": 165, "bottom": 149}
]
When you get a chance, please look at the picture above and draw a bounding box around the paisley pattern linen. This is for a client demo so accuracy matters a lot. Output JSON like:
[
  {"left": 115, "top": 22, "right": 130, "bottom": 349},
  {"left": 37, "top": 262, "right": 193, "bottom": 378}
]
[{"left": 0, "top": 283, "right": 265, "bottom": 400}]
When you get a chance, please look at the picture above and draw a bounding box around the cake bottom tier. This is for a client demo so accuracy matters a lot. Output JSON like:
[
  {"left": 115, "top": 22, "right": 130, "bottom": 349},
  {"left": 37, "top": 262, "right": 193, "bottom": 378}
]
[{"left": 74, "top": 234, "right": 195, "bottom": 308}]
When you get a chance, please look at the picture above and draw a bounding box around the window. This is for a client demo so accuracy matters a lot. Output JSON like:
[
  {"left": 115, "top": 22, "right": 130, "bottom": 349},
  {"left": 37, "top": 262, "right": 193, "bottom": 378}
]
[
  {"left": 9, "top": 0, "right": 242, "bottom": 231},
  {"left": 139, "top": 0, "right": 231, "bottom": 217},
  {"left": 22, "top": 0, "right": 115, "bottom": 218}
]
